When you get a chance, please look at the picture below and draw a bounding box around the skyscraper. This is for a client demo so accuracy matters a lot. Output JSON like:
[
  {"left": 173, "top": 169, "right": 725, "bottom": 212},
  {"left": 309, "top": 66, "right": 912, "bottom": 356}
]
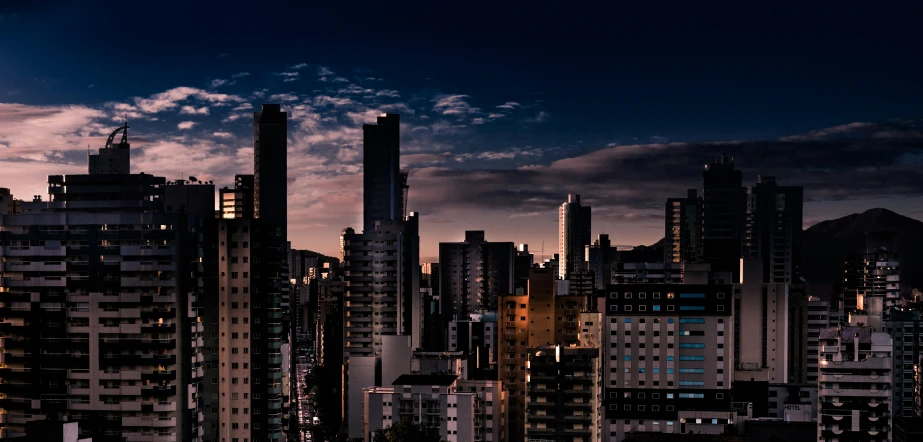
[
  {"left": 587, "top": 233, "right": 613, "bottom": 290},
  {"left": 439, "top": 230, "right": 514, "bottom": 321},
  {"left": 842, "top": 231, "right": 901, "bottom": 327},
  {"left": 702, "top": 154, "right": 745, "bottom": 282},
  {"left": 664, "top": 189, "right": 702, "bottom": 264},
  {"left": 745, "top": 176, "right": 803, "bottom": 283},
  {"left": 362, "top": 113, "right": 405, "bottom": 232},
  {"left": 559, "top": 193, "right": 591, "bottom": 280},
  {"left": 254, "top": 104, "right": 288, "bottom": 232},
  {"left": 342, "top": 114, "right": 421, "bottom": 438}
]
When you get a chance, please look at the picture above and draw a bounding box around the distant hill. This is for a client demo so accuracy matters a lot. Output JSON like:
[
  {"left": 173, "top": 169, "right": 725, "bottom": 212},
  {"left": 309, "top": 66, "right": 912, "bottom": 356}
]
[{"left": 803, "top": 208, "right": 923, "bottom": 292}]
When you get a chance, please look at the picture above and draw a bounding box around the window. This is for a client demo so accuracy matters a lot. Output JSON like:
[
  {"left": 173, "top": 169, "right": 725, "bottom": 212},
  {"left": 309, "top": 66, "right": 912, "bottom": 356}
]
[
  {"left": 625, "top": 318, "right": 632, "bottom": 324},
  {"left": 625, "top": 305, "right": 632, "bottom": 312},
  {"left": 609, "top": 292, "right": 618, "bottom": 299},
  {"left": 717, "top": 292, "right": 725, "bottom": 299},
  {"left": 680, "top": 306, "right": 705, "bottom": 311},
  {"left": 639, "top": 292, "right": 646, "bottom": 299},
  {"left": 679, "top": 343, "right": 705, "bottom": 349},
  {"left": 653, "top": 305, "right": 661, "bottom": 311},
  {"left": 625, "top": 292, "right": 632, "bottom": 299},
  {"left": 667, "top": 318, "right": 674, "bottom": 324},
  {"left": 653, "top": 292, "right": 660, "bottom": 299},
  {"left": 678, "top": 393, "right": 704, "bottom": 399},
  {"left": 610, "top": 305, "right": 618, "bottom": 312},
  {"left": 667, "top": 305, "right": 674, "bottom": 311},
  {"left": 679, "top": 356, "right": 705, "bottom": 361},
  {"left": 667, "top": 356, "right": 674, "bottom": 361},
  {"left": 639, "top": 305, "right": 647, "bottom": 312},
  {"left": 624, "top": 356, "right": 631, "bottom": 361},
  {"left": 717, "top": 305, "right": 725, "bottom": 312},
  {"left": 679, "top": 318, "right": 705, "bottom": 324}
]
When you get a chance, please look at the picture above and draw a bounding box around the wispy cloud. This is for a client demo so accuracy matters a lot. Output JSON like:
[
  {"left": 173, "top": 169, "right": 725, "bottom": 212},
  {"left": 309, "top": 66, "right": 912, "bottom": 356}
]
[
  {"left": 376, "top": 90, "right": 400, "bottom": 98},
  {"left": 177, "top": 121, "right": 196, "bottom": 130},
  {"left": 275, "top": 72, "right": 300, "bottom": 82},
  {"left": 290, "top": 63, "right": 309, "bottom": 70},
  {"left": 433, "top": 94, "right": 480, "bottom": 116},
  {"left": 179, "top": 105, "right": 210, "bottom": 115},
  {"left": 496, "top": 101, "right": 520, "bottom": 110},
  {"left": 317, "top": 67, "right": 335, "bottom": 76},
  {"left": 212, "top": 131, "right": 234, "bottom": 138},
  {"left": 107, "top": 87, "right": 245, "bottom": 117},
  {"left": 268, "top": 93, "right": 300, "bottom": 102},
  {"left": 232, "top": 72, "right": 250, "bottom": 79},
  {"left": 526, "top": 111, "right": 550, "bottom": 123}
]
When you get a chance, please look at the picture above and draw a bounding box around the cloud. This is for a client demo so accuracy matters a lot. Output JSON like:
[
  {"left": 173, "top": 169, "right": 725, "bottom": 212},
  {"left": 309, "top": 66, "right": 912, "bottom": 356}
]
[
  {"left": 433, "top": 94, "right": 480, "bottom": 116},
  {"left": 232, "top": 72, "right": 250, "bottom": 79},
  {"left": 217, "top": 53, "right": 229, "bottom": 58},
  {"left": 0, "top": 103, "right": 107, "bottom": 161},
  {"left": 107, "top": 87, "right": 245, "bottom": 117},
  {"left": 275, "top": 72, "right": 300, "bottom": 82},
  {"left": 177, "top": 121, "right": 196, "bottom": 130},
  {"left": 526, "top": 111, "right": 550, "bottom": 123},
  {"left": 213, "top": 131, "right": 234, "bottom": 138},
  {"left": 317, "top": 67, "right": 335, "bottom": 76},
  {"left": 496, "top": 101, "right": 520, "bottom": 110},
  {"left": 209, "top": 78, "right": 228, "bottom": 88},
  {"left": 268, "top": 93, "right": 300, "bottom": 102},
  {"left": 376, "top": 90, "right": 401, "bottom": 98},
  {"left": 179, "top": 105, "right": 210, "bottom": 115},
  {"left": 290, "top": 63, "right": 309, "bottom": 70}
]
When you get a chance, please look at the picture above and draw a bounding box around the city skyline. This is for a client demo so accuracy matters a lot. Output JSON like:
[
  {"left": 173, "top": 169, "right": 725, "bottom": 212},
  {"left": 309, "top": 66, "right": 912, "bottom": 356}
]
[{"left": 3, "top": 2, "right": 923, "bottom": 260}]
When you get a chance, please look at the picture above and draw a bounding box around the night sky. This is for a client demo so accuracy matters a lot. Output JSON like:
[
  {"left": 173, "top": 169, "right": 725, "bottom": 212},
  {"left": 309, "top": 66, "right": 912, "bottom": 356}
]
[{"left": 2, "top": 0, "right": 923, "bottom": 260}]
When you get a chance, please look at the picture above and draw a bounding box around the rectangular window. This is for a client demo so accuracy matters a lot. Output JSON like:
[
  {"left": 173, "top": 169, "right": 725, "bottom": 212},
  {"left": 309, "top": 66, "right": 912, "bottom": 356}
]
[
  {"left": 667, "top": 318, "right": 674, "bottom": 324},
  {"left": 679, "top": 306, "right": 705, "bottom": 311},
  {"left": 679, "top": 368, "right": 705, "bottom": 374},
  {"left": 624, "top": 318, "right": 631, "bottom": 323},
  {"left": 679, "top": 318, "right": 705, "bottom": 324},
  {"left": 679, "top": 293, "right": 705, "bottom": 298},
  {"left": 679, "top": 356, "right": 705, "bottom": 361},
  {"left": 667, "top": 356, "right": 674, "bottom": 361},
  {"left": 653, "top": 305, "right": 661, "bottom": 311},
  {"left": 679, "top": 343, "right": 705, "bottom": 349},
  {"left": 678, "top": 393, "right": 704, "bottom": 399}
]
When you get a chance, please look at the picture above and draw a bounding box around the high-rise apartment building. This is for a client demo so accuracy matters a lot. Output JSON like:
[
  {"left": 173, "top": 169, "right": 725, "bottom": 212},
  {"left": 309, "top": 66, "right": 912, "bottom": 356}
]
[
  {"left": 525, "top": 346, "right": 602, "bottom": 441},
  {"left": 602, "top": 283, "right": 735, "bottom": 441},
  {"left": 665, "top": 189, "right": 702, "bottom": 264},
  {"left": 362, "top": 114, "right": 405, "bottom": 232},
  {"left": 88, "top": 123, "right": 131, "bottom": 174},
  {"left": 205, "top": 104, "right": 290, "bottom": 442},
  {"left": 498, "top": 268, "right": 589, "bottom": 442},
  {"left": 884, "top": 308, "right": 922, "bottom": 418},
  {"left": 342, "top": 113, "right": 421, "bottom": 438},
  {"left": 745, "top": 176, "right": 803, "bottom": 283},
  {"left": 439, "top": 230, "right": 514, "bottom": 324},
  {"left": 702, "top": 154, "right": 745, "bottom": 281},
  {"left": 559, "top": 194, "right": 591, "bottom": 280},
  {"left": 0, "top": 157, "right": 209, "bottom": 441},
  {"left": 817, "top": 325, "right": 892, "bottom": 442}
]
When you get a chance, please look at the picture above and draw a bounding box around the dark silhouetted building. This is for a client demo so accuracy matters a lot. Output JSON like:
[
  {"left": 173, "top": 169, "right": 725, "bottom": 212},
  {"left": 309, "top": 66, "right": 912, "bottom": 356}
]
[
  {"left": 439, "top": 230, "right": 514, "bottom": 321},
  {"left": 665, "top": 189, "right": 703, "bottom": 264},
  {"left": 559, "top": 193, "right": 592, "bottom": 280},
  {"left": 745, "top": 176, "right": 803, "bottom": 284},
  {"left": 362, "top": 113, "right": 405, "bottom": 232},
  {"left": 702, "top": 154, "right": 745, "bottom": 282},
  {"left": 88, "top": 122, "right": 131, "bottom": 174},
  {"left": 219, "top": 174, "right": 255, "bottom": 219}
]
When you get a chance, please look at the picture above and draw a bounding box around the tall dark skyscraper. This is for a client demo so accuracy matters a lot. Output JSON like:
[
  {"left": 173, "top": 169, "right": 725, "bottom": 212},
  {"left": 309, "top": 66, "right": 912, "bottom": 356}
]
[
  {"left": 745, "top": 176, "right": 803, "bottom": 283},
  {"left": 664, "top": 188, "right": 703, "bottom": 264},
  {"left": 254, "top": 104, "right": 288, "bottom": 232},
  {"left": 702, "top": 154, "right": 745, "bottom": 281},
  {"left": 362, "top": 113, "right": 405, "bottom": 232}
]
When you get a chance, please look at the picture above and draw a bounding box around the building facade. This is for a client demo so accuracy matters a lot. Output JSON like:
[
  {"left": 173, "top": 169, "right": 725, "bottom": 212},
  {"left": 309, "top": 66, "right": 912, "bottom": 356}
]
[
  {"left": 0, "top": 172, "right": 208, "bottom": 441},
  {"left": 525, "top": 346, "right": 602, "bottom": 441},
  {"left": 817, "top": 326, "right": 893, "bottom": 442},
  {"left": 603, "top": 283, "right": 735, "bottom": 441},
  {"left": 438, "top": 230, "right": 514, "bottom": 322}
]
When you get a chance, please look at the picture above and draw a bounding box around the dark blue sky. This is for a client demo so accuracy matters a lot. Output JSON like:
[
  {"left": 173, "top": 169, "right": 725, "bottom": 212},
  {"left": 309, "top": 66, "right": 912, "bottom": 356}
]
[{"left": 2, "top": 0, "right": 923, "bottom": 257}]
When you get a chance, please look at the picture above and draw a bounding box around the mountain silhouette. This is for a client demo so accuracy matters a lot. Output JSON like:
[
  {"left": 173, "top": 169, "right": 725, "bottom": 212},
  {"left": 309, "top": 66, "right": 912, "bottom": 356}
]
[{"left": 803, "top": 208, "right": 923, "bottom": 293}]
